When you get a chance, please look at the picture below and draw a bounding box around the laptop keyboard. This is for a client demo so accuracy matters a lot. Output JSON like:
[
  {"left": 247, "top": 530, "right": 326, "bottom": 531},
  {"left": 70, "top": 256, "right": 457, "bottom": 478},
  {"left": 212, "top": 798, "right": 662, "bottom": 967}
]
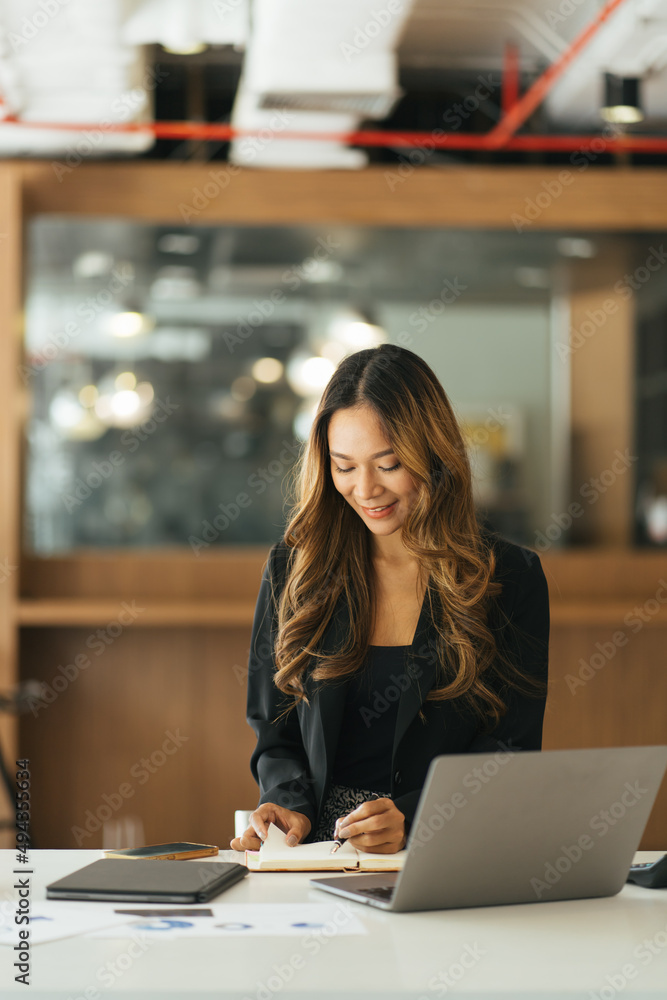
[{"left": 357, "top": 885, "right": 395, "bottom": 901}]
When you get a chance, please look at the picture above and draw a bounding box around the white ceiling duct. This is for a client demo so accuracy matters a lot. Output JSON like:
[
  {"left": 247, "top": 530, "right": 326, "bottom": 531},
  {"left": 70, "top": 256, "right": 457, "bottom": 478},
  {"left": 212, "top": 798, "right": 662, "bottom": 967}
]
[
  {"left": 0, "top": 0, "right": 153, "bottom": 157},
  {"left": 122, "top": 0, "right": 249, "bottom": 53},
  {"left": 229, "top": 0, "right": 415, "bottom": 168}
]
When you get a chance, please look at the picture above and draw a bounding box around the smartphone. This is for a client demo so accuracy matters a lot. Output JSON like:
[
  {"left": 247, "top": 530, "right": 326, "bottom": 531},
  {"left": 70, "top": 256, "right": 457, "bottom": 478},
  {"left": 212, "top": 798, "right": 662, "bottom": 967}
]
[{"left": 103, "top": 842, "right": 219, "bottom": 861}]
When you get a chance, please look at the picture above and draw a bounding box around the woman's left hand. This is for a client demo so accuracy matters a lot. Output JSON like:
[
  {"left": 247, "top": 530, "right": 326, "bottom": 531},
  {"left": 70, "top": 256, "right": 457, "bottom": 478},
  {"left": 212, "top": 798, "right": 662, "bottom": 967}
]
[{"left": 334, "top": 798, "right": 407, "bottom": 854}]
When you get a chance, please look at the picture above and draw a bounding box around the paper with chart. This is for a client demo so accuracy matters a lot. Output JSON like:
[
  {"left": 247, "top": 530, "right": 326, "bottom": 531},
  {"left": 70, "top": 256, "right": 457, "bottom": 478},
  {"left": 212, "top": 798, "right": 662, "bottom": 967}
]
[
  {"left": 88, "top": 902, "right": 368, "bottom": 937},
  {"left": 0, "top": 902, "right": 136, "bottom": 945}
]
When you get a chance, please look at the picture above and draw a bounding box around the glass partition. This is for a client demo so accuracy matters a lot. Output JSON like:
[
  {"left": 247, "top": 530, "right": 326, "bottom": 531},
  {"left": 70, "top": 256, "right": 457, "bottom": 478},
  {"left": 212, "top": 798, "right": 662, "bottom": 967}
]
[{"left": 24, "top": 218, "right": 660, "bottom": 553}]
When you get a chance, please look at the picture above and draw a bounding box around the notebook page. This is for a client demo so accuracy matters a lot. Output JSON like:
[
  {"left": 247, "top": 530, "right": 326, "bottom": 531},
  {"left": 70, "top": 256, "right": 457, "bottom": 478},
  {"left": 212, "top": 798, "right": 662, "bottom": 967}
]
[
  {"left": 246, "top": 822, "right": 359, "bottom": 869},
  {"left": 358, "top": 849, "right": 407, "bottom": 871}
]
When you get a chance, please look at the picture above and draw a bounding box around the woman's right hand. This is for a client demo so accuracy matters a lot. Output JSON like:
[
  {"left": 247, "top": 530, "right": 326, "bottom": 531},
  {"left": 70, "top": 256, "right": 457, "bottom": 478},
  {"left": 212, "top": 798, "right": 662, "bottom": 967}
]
[{"left": 230, "top": 804, "right": 312, "bottom": 852}]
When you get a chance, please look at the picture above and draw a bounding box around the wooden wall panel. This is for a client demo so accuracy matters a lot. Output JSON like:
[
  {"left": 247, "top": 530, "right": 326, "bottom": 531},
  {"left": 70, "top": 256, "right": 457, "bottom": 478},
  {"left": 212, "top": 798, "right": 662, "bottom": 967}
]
[
  {"left": 20, "top": 627, "right": 258, "bottom": 849},
  {"left": 543, "top": 625, "right": 667, "bottom": 849},
  {"left": 569, "top": 245, "right": 636, "bottom": 546},
  {"left": 0, "top": 165, "right": 22, "bottom": 846},
  {"left": 20, "top": 613, "right": 667, "bottom": 850},
  {"left": 21, "top": 549, "right": 269, "bottom": 600}
]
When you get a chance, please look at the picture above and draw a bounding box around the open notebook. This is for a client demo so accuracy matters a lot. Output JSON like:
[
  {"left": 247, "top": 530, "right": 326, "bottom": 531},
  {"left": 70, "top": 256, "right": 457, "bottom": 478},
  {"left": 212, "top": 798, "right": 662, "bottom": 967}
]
[{"left": 246, "top": 822, "right": 407, "bottom": 872}]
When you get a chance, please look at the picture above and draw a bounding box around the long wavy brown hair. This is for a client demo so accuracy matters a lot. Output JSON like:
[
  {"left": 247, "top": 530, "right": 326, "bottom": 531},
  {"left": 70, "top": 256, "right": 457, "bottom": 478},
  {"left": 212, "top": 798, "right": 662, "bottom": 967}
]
[{"left": 272, "top": 343, "right": 543, "bottom": 726}]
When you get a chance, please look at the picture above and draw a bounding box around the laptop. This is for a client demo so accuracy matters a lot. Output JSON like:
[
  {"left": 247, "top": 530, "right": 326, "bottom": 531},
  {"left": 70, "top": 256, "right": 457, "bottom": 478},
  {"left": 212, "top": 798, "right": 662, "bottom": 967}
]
[{"left": 311, "top": 745, "right": 667, "bottom": 912}]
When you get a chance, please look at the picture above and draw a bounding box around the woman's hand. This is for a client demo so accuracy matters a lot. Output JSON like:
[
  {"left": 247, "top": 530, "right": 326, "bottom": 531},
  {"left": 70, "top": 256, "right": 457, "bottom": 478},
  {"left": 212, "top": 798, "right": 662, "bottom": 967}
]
[
  {"left": 230, "top": 804, "right": 311, "bottom": 853},
  {"left": 334, "top": 798, "right": 406, "bottom": 854}
]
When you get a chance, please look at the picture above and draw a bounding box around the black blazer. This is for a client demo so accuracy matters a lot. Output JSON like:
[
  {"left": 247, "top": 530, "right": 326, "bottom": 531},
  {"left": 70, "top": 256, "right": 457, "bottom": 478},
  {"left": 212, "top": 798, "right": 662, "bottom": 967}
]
[{"left": 246, "top": 531, "right": 550, "bottom": 837}]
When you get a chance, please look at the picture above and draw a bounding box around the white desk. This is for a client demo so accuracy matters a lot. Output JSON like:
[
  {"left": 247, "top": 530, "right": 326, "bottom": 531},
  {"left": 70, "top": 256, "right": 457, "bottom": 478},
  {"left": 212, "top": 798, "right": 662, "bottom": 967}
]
[{"left": 1, "top": 849, "right": 666, "bottom": 999}]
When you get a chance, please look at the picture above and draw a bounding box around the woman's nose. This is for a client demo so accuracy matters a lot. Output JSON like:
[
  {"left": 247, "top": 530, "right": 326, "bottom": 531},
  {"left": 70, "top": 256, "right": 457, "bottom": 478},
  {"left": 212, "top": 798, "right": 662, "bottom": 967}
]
[{"left": 354, "top": 467, "right": 382, "bottom": 501}]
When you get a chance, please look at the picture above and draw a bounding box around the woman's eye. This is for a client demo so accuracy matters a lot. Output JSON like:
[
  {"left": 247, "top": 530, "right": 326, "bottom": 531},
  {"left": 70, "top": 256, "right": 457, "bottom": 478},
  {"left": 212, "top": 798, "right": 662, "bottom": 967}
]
[{"left": 334, "top": 463, "right": 400, "bottom": 473}]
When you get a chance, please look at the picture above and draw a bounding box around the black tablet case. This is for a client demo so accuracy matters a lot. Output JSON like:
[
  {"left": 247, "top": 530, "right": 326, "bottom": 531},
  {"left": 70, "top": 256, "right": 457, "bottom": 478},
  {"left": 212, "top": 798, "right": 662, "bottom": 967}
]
[{"left": 46, "top": 858, "right": 248, "bottom": 903}]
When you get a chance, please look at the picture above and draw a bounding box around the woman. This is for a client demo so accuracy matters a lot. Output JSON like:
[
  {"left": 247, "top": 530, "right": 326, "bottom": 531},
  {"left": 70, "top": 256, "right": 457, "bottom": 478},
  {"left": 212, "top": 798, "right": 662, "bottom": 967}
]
[{"left": 230, "top": 344, "right": 549, "bottom": 855}]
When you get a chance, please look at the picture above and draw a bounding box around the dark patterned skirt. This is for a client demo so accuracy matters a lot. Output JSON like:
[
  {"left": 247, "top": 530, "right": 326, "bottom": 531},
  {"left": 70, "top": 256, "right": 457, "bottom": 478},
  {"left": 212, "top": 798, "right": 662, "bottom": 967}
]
[{"left": 312, "top": 783, "right": 392, "bottom": 842}]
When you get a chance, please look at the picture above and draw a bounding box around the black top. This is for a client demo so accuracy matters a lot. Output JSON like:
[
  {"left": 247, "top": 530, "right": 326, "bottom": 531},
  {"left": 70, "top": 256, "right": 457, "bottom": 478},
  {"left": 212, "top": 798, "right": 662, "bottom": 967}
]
[{"left": 331, "top": 645, "right": 411, "bottom": 793}]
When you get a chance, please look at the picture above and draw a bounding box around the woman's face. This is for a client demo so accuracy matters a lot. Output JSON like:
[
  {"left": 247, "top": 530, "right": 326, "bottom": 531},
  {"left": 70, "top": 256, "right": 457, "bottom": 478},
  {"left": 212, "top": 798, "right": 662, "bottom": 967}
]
[{"left": 327, "top": 404, "right": 419, "bottom": 539}]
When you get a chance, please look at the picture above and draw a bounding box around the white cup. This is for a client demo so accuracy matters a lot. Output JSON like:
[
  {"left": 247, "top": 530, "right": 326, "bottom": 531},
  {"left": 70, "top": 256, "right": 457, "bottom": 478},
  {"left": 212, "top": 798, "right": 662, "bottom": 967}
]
[{"left": 234, "top": 810, "right": 253, "bottom": 840}]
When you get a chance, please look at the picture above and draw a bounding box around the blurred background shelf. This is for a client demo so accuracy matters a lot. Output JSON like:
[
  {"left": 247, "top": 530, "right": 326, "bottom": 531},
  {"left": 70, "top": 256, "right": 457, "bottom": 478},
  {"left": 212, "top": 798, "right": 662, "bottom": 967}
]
[
  {"left": 15, "top": 600, "right": 257, "bottom": 627},
  {"left": 13, "top": 598, "right": 667, "bottom": 628}
]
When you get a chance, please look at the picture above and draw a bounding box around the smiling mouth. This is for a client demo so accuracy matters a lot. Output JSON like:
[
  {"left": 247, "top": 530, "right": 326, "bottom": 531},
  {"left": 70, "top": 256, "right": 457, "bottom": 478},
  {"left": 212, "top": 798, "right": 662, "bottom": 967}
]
[{"left": 361, "top": 501, "right": 397, "bottom": 512}]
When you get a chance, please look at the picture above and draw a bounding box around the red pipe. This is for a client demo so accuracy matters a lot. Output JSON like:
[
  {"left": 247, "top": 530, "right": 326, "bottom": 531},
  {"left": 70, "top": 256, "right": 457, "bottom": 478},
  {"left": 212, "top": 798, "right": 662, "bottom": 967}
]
[
  {"left": 2, "top": 116, "right": 666, "bottom": 153},
  {"left": 486, "top": 0, "right": 629, "bottom": 147},
  {"left": 501, "top": 43, "right": 520, "bottom": 115},
  {"left": 0, "top": 0, "right": 640, "bottom": 158}
]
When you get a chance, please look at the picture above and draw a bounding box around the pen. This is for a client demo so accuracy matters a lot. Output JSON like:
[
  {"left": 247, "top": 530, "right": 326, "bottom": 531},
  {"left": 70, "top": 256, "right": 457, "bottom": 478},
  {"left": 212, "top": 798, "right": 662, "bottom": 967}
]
[{"left": 329, "top": 793, "right": 381, "bottom": 854}]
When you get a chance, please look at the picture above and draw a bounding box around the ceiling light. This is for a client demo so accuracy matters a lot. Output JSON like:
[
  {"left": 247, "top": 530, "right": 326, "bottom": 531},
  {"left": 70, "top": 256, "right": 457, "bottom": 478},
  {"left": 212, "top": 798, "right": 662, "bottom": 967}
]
[
  {"left": 111, "top": 390, "right": 142, "bottom": 419},
  {"left": 286, "top": 355, "right": 335, "bottom": 397},
  {"left": 73, "top": 251, "right": 114, "bottom": 279},
  {"left": 601, "top": 74, "right": 644, "bottom": 124},
  {"left": 136, "top": 382, "right": 155, "bottom": 405},
  {"left": 150, "top": 266, "right": 201, "bottom": 300},
  {"left": 49, "top": 391, "right": 106, "bottom": 440},
  {"left": 115, "top": 372, "right": 137, "bottom": 391},
  {"left": 95, "top": 386, "right": 154, "bottom": 429},
  {"left": 50, "top": 392, "right": 86, "bottom": 430},
  {"left": 161, "top": 42, "right": 208, "bottom": 55},
  {"left": 252, "top": 357, "right": 284, "bottom": 383},
  {"left": 157, "top": 233, "right": 201, "bottom": 255},
  {"left": 556, "top": 238, "right": 597, "bottom": 259},
  {"left": 107, "top": 311, "right": 154, "bottom": 338},
  {"left": 327, "top": 307, "right": 387, "bottom": 350},
  {"left": 78, "top": 384, "right": 99, "bottom": 407},
  {"left": 302, "top": 261, "right": 344, "bottom": 284}
]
